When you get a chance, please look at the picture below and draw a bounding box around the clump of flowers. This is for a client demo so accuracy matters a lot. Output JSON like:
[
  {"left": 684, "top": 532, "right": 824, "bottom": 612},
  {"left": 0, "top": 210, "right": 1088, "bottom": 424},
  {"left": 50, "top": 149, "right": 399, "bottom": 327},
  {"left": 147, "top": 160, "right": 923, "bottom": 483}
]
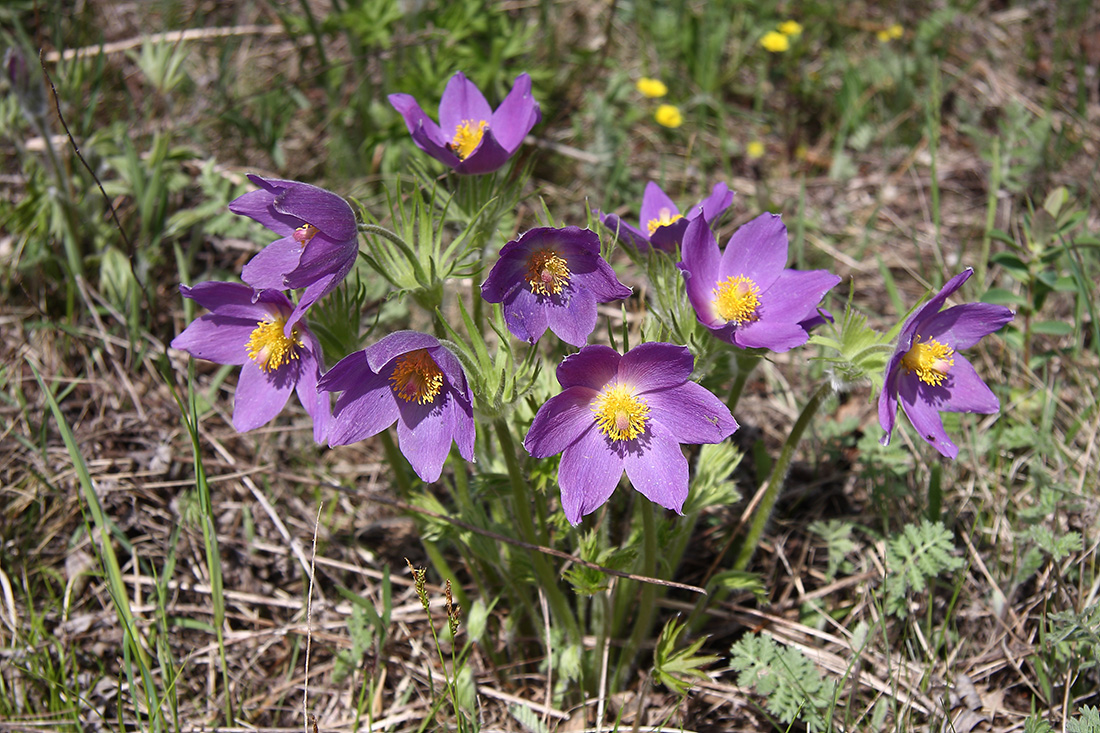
[
  {"left": 679, "top": 215, "right": 840, "bottom": 351},
  {"left": 654, "top": 104, "right": 683, "bottom": 128},
  {"left": 746, "top": 141, "right": 765, "bottom": 160},
  {"left": 480, "top": 226, "right": 632, "bottom": 347},
  {"left": 599, "top": 181, "right": 734, "bottom": 253},
  {"left": 231, "top": 175, "right": 359, "bottom": 335},
  {"left": 777, "top": 20, "right": 803, "bottom": 36},
  {"left": 388, "top": 71, "right": 541, "bottom": 175},
  {"left": 170, "top": 282, "right": 330, "bottom": 443},
  {"left": 524, "top": 343, "right": 738, "bottom": 525},
  {"left": 877, "top": 23, "right": 904, "bottom": 42},
  {"left": 879, "top": 268, "right": 1013, "bottom": 459},
  {"left": 635, "top": 77, "right": 668, "bottom": 98},
  {"left": 319, "top": 331, "right": 475, "bottom": 483},
  {"left": 760, "top": 30, "right": 790, "bottom": 53}
]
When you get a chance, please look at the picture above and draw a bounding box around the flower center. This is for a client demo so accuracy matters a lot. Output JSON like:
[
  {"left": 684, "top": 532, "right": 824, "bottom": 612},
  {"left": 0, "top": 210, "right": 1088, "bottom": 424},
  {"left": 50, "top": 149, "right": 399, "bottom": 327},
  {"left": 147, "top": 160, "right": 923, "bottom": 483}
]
[
  {"left": 525, "top": 248, "right": 571, "bottom": 296},
  {"left": 646, "top": 208, "right": 683, "bottom": 236},
  {"left": 389, "top": 349, "right": 445, "bottom": 404},
  {"left": 246, "top": 316, "right": 303, "bottom": 372},
  {"left": 592, "top": 384, "right": 650, "bottom": 442},
  {"left": 712, "top": 275, "right": 761, "bottom": 324},
  {"left": 449, "top": 119, "right": 489, "bottom": 160},
  {"left": 901, "top": 336, "right": 954, "bottom": 386},
  {"left": 293, "top": 223, "right": 318, "bottom": 247}
]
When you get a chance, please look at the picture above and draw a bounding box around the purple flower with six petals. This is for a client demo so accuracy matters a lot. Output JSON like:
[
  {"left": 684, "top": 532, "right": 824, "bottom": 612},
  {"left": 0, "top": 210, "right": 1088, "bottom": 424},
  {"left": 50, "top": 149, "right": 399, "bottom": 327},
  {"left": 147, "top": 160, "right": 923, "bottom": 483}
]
[
  {"left": 318, "top": 331, "right": 475, "bottom": 483},
  {"left": 679, "top": 214, "right": 840, "bottom": 352},
  {"left": 878, "top": 268, "right": 1014, "bottom": 459},
  {"left": 599, "top": 181, "right": 734, "bottom": 252},
  {"left": 388, "top": 72, "right": 541, "bottom": 175},
  {"left": 230, "top": 174, "right": 358, "bottom": 335},
  {"left": 480, "top": 226, "right": 632, "bottom": 347},
  {"left": 170, "top": 281, "right": 330, "bottom": 443},
  {"left": 524, "top": 343, "right": 738, "bottom": 525}
]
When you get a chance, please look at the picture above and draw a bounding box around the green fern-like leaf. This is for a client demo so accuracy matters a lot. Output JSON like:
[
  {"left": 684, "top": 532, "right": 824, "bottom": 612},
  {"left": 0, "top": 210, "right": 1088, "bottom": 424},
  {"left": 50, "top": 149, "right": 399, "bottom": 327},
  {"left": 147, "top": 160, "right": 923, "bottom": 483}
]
[
  {"left": 884, "top": 520, "right": 965, "bottom": 617},
  {"left": 652, "top": 619, "right": 719, "bottom": 695},
  {"left": 1067, "top": 706, "right": 1100, "bottom": 733},
  {"left": 729, "top": 634, "right": 834, "bottom": 732}
]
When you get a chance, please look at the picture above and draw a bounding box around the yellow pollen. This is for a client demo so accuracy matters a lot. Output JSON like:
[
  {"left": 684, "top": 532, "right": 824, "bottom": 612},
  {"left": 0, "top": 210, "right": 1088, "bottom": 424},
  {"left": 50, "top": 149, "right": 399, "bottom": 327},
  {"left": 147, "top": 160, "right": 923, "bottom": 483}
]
[
  {"left": 712, "top": 275, "right": 761, "bottom": 324},
  {"left": 246, "top": 316, "right": 303, "bottom": 372},
  {"left": 293, "top": 223, "right": 318, "bottom": 246},
  {"left": 646, "top": 208, "right": 684, "bottom": 236},
  {"left": 526, "top": 248, "right": 571, "bottom": 296},
  {"left": 389, "top": 349, "right": 445, "bottom": 404},
  {"left": 449, "top": 119, "right": 489, "bottom": 160},
  {"left": 901, "top": 336, "right": 954, "bottom": 386},
  {"left": 592, "top": 384, "right": 650, "bottom": 442}
]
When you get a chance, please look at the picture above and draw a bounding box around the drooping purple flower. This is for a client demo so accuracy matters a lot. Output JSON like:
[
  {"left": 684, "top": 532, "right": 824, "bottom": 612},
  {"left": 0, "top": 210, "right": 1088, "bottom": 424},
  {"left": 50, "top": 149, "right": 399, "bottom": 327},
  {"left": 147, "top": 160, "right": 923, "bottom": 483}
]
[
  {"left": 480, "top": 226, "right": 632, "bottom": 347},
  {"left": 388, "top": 72, "right": 541, "bottom": 175},
  {"left": 229, "top": 174, "right": 358, "bottom": 335},
  {"left": 318, "top": 331, "right": 475, "bottom": 483},
  {"left": 879, "top": 268, "right": 1014, "bottom": 459},
  {"left": 170, "top": 282, "right": 330, "bottom": 443},
  {"left": 679, "top": 214, "right": 840, "bottom": 352},
  {"left": 524, "top": 343, "right": 738, "bottom": 525},
  {"left": 599, "top": 181, "right": 734, "bottom": 252}
]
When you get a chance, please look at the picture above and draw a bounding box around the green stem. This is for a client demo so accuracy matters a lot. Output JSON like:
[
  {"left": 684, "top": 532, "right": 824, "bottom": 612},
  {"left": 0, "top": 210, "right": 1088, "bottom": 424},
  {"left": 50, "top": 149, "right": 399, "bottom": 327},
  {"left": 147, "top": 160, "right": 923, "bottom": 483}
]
[
  {"left": 610, "top": 501, "right": 658, "bottom": 691},
  {"left": 726, "top": 351, "right": 760, "bottom": 410},
  {"left": 494, "top": 420, "right": 581, "bottom": 645}
]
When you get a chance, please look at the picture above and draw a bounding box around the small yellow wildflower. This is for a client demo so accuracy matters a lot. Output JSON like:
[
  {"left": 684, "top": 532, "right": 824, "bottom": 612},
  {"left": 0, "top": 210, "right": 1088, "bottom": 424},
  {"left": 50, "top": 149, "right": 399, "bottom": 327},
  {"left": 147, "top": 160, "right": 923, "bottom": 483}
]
[
  {"left": 760, "top": 31, "right": 790, "bottom": 53},
  {"left": 655, "top": 104, "right": 683, "bottom": 128},
  {"left": 746, "top": 141, "right": 765, "bottom": 159},
  {"left": 636, "top": 77, "right": 668, "bottom": 98},
  {"left": 877, "top": 23, "right": 903, "bottom": 41},
  {"left": 777, "top": 20, "right": 802, "bottom": 36}
]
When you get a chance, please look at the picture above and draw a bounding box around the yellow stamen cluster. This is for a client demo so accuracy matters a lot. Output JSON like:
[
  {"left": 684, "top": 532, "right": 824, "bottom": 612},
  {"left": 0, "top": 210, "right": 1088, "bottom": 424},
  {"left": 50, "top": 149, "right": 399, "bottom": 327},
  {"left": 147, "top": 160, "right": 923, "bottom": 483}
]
[
  {"left": 390, "top": 349, "right": 445, "bottom": 404},
  {"left": 901, "top": 336, "right": 954, "bottom": 386},
  {"left": 712, "top": 275, "right": 761, "bottom": 325},
  {"left": 246, "top": 316, "right": 303, "bottom": 372},
  {"left": 525, "top": 248, "right": 571, "bottom": 296},
  {"left": 293, "top": 223, "right": 319, "bottom": 247},
  {"left": 592, "top": 384, "right": 650, "bottom": 442},
  {"left": 646, "top": 208, "right": 683, "bottom": 236},
  {"left": 450, "top": 119, "right": 489, "bottom": 160}
]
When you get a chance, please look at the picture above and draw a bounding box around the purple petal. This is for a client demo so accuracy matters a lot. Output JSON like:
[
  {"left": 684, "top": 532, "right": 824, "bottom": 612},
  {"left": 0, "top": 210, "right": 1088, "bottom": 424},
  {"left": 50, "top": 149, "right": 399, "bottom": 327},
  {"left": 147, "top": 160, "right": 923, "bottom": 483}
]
[
  {"left": 396, "top": 397, "right": 455, "bottom": 482},
  {"left": 250, "top": 175, "right": 357, "bottom": 243},
  {"left": 718, "top": 213, "right": 788, "bottom": 292},
  {"left": 228, "top": 189, "right": 300, "bottom": 236},
  {"left": 241, "top": 236, "right": 305, "bottom": 290},
  {"left": 524, "top": 386, "right": 600, "bottom": 458},
  {"left": 639, "top": 182, "right": 679, "bottom": 230},
  {"left": 284, "top": 249, "right": 357, "bottom": 334},
  {"left": 318, "top": 350, "right": 371, "bottom": 393},
  {"left": 900, "top": 269, "right": 973, "bottom": 344},
  {"left": 545, "top": 288, "right": 597, "bottom": 347},
  {"left": 233, "top": 360, "right": 294, "bottom": 432},
  {"left": 878, "top": 354, "right": 905, "bottom": 444},
  {"left": 556, "top": 345, "right": 621, "bottom": 389},
  {"left": 599, "top": 212, "right": 652, "bottom": 249},
  {"left": 180, "top": 281, "right": 291, "bottom": 318},
  {"left": 429, "top": 344, "right": 469, "bottom": 397},
  {"left": 644, "top": 381, "right": 738, "bottom": 443},
  {"left": 365, "top": 331, "right": 441, "bottom": 372},
  {"left": 448, "top": 387, "right": 476, "bottom": 461},
  {"left": 438, "top": 72, "right": 492, "bottom": 137},
  {"left": 648, "top": 219, "right": 691, "bottom": 252},
  {"left": 622, "top": 428, "right": 689, "bottom": 514},
  {"left": 899, "top": 374, "right": 958, "bottom": 459},
  {"left": 327, "top": 370, "right": 400, "bottom": 446},
  {"left": 171, "top": 315, "right": 254, "bottom": 365},
  {"left": 916, "top": 302, "right": 1014, "bottom": 350},
  {"left": 694, "top": 182, "right": 735, "bottom": 222},
  {"left": 680, "top": 217, "right": 724, "bottom": 328},
  {"left": 502, "top": 287, "right": 551, "bottom": 344},
  {"left": 294, "top": 340, "right": 330, "bottom": 444},
  {"left": 941, "top": 355, "right": 1000, "bottom": 414},
  {"left": 573, "top": 257, "right": 632, "bottom": 302},
  {"left": 732, "top": 319, "right": 809, "bottom": 351},
  {"left": 489, "top": 72, "right": 540, "bottom": 153},
  {"left": 618, "top": 342, "right": 694, "bottom": 391},
  {"left": 388, "top": 92, "right": 463, "bottom": 168},
  {"left": 454, "top": 131, "right": 511, "bottom": 175},
  {"left": 558, "top": 428, "right": 625, "bottom": 525}
]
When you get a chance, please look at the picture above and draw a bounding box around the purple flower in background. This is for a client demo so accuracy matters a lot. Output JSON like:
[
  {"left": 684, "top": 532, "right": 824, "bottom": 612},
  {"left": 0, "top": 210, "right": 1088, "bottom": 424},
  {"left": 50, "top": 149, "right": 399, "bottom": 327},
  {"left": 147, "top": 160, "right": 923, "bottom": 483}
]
[
  {"left": 599, "top": 182, "right": 734, "bottom": 252},
  {"left": 318, "top": 331, "right": 475, "bottom": 483},
  {"left": 230, "top": 174, "right": 358, "bottom": 335},
  {"left": 480, "top": 226, "right": 632, "bottom": 347},
  {"left": 679, "top": 214, "right": 840, "bottom": 352},
  {"left": 524, "top": 343, "right": 738, "bottom": 525},
  {"left": 388, "top": 71, "right": 541, "bottom": 175},
  {"left": 879, "top": 268, "right": 1014, "bottom": 459},
  {"left": 170, "top": 282, "right": 329, "bottom": 443}
]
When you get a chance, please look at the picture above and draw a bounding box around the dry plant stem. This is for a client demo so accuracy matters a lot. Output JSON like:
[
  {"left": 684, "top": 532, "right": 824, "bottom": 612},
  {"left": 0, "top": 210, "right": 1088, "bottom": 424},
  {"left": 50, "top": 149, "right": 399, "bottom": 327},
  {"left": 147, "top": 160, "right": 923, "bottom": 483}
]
[
  {"left": 610, "top": 501, "right": 659, "bottom": 693},
  {"left": 494, "top": 420, "right": 582, "bottom": 646},
  {"left": 304, "top": 502, "right": 321, "bottom": 733}
]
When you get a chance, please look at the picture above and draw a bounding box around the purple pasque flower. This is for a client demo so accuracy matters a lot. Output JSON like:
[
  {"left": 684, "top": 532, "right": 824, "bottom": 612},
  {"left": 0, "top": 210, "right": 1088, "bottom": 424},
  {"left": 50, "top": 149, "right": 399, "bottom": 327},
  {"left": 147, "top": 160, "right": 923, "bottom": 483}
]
[
  {"left": 599, "top": 181, "right": 734, "bottom": 252},
  {"left": 679, "top": 214, "right": 840, "bottom": 352},
  {"left": 170, "top": 281, "right": 330, "bottom": 443},
  {"left": 480, "top": 226, "right": 632, "bottom": 347},
  {"left": 879, "top": 268, "right": 1014, "bottom": 459},
  {"left": 318, "top": 331, "right": 475, "bottom": 483},
  {"left": 230, "top": 174, "right": 358, "bottom": 335},
  {"left": 524, "top": 343, "right": 738, "bottom": 525},
  {"left": 388, "top": 71, "right": 541, "bottom": 175}
]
